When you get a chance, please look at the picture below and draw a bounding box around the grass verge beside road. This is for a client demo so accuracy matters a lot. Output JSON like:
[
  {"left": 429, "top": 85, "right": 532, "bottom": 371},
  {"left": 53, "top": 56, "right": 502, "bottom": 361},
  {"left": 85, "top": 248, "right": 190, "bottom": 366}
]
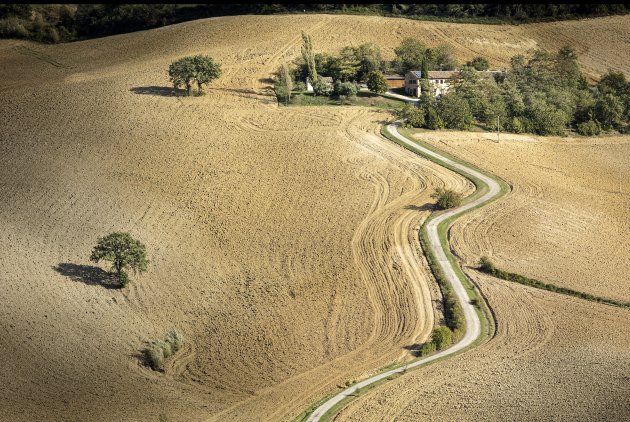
[{"left": 297, "top": 125, "right": 508, "bottom": 421}]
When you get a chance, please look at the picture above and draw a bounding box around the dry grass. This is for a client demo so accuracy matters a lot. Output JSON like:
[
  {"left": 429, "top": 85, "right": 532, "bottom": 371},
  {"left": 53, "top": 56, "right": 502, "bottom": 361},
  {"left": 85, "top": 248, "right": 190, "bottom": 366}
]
[{"left": 0, "top": 13, "right": 629, "bottom": 421}]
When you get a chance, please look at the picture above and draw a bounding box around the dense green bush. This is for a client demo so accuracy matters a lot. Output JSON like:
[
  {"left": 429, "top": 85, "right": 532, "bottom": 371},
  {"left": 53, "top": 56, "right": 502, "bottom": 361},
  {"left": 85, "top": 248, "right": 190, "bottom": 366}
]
[
  {"left": 478, "top": 256, "right": 495, "bottom": 273},
  {"left": 312, "top": 77, "right": 332, "bottom": 96},
  {"left": 0, "top": 17, "right": 29, "bottom": 38},
  {"left": 420, "top": 341, "right": 436, "bottom": 356},
  {"left": 431, "top": 326, "right": 453, "bottom": 350},
  {"left": 576, "top": 120, "right": 602, "bottom": 136},
  {"left": 366, "top": 70, "right": 388, "bottom": 94},
  {"left": 437, "top": 92, "right": 473, "bottom": 130},
  {"left": 333, "top": 81, "right": 359, "bottom": 98},
  {"left": 397, "top": 103, "right": 425, "bottom": 128},
  {"left": 431, "top": 187, "right": 463, "bottom": 209},
  {"left": 424, "top": 106, "right": 444, "bottom": 129},
  {"left": 143, "top": 329, "right": 184, "bottom": 370},
  {"left": 468, "top": 56, "right": 489, "bottom": 71}
]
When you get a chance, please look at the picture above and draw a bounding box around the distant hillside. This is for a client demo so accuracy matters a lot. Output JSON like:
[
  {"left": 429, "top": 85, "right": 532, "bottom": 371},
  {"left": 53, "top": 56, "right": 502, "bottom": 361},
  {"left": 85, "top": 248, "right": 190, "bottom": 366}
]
[{"left": 1, "top": 4, "right": 629, "bottom": 43}]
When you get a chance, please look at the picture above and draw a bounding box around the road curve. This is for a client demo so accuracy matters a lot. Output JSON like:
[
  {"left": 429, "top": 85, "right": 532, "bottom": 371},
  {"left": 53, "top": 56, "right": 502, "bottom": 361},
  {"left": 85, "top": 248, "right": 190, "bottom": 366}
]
[{"left": 305, "top": 122, "right": 502, "bottom": 421}]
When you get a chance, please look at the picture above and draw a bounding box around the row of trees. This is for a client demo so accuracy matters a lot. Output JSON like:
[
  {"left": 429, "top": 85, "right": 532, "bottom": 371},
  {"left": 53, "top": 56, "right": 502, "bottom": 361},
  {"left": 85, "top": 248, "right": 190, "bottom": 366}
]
[
  {"left": 293, "top": 37, "right": 459, "bottom": 84},
  {"left": 399, "top": 46, "right": 630, "bottom": 136},
  {"left": 3, "top": 5, "right": 628, "bottom": 44}
]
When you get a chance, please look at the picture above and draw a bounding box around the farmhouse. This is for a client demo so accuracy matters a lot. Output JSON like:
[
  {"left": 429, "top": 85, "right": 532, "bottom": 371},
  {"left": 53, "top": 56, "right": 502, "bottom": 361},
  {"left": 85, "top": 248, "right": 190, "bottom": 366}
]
[{"left": 404, "top": 70, "right": 459, "bottom": 98}]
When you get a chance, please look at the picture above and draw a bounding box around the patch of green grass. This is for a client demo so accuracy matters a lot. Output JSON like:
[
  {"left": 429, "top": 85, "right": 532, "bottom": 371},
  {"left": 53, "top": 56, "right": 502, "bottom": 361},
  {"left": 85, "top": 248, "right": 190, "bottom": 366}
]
[{"left": 284, "top": 91, "right": 405, "bottom": 110}]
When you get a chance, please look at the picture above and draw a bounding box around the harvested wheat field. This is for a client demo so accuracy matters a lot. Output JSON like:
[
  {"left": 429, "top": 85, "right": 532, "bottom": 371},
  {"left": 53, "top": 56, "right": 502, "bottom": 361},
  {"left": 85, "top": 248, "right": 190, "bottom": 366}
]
[
  {"left": 411, "top": 130, "right": 630, "bottom": 303},
  {"left": 1, "top": 12, "right": 629, "bottom": 422},
  {"left": 337, "top": 272, "right": 630, "bottom": 421}
]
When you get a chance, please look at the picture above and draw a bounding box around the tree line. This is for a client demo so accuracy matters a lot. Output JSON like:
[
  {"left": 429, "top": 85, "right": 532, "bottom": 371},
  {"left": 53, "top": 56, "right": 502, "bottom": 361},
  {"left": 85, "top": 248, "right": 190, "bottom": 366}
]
[
  {"left": 398, "top": 46, "right": 630, "bottom": 136},
  {"left": 2, "top": 4, "right": 629, "bottom": 44}
]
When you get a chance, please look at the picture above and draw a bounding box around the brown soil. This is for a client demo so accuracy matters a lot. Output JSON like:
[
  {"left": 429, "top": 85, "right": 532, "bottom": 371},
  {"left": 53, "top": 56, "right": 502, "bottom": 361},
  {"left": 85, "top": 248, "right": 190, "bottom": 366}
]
[
  {"left": 337, "top": 272, "right": 630, "bottom": 421},
  {"left": 411, "top": 130, "right": 630, "bottom": 302},
  {"left": 0, "top": 13, "right": 628, "bottom": 421}
]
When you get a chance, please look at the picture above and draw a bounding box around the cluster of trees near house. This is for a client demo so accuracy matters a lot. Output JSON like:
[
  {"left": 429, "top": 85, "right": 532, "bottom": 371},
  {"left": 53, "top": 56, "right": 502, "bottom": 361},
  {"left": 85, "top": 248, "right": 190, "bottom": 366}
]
[
  {"left": 399, "top": 46, "right": 630, "bottom": 136},
  {"left": 2, "top": 4, "right": 629, "bottom": 44},
  {"left": 273, "top": 34, "right": 459, "bottom": 104}
]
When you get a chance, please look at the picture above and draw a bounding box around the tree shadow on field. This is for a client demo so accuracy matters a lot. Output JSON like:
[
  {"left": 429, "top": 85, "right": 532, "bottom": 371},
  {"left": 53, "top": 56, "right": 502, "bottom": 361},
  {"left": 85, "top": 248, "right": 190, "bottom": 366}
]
[
  {"left": 404, "top": 203, "right": 435, "bottom": 212},
  {"left": 53, "top": 263, "right": 119, "bottom": 289},
  {"left": 130, "top": 86, "right": 186, "bottom": 97},
  {"left": 403, "top": 343, "right": 421, "bottom": 357}
]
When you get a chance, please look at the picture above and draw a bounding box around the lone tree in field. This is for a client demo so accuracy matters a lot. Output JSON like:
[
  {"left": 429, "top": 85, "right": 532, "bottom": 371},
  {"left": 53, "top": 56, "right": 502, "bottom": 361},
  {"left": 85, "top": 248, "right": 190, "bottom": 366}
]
[
  {"left": 169, "top": 55, "right": 222, "bottom": 96},
  {"left": 366, "top": 70, "right": 388, "bottom": 94},
  {"left": 90, "top": 232, "right": 148, "bottom": 287},
  {"left": 191, "top": 55, "right": 222, "bottom": 94}
]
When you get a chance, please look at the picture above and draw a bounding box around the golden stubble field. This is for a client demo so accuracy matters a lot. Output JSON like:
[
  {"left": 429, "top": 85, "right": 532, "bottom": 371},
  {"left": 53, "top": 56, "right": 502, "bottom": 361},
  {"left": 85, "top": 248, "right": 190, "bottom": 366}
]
[
  {"left": 413, "top": 130, "right": 630, "bottom": 302},
  {"left": 337, "top": 272, "right": 630, "bottom": 421},
  {"left": 0, "top": 13, "right": 629, "bottom": 421}
]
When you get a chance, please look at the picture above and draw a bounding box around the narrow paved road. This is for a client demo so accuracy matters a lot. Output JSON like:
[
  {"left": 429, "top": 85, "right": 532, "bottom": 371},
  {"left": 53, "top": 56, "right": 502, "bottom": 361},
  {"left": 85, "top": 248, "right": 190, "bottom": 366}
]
[{"left": 305, "top": 122, "right": 502, "bottom": 421}]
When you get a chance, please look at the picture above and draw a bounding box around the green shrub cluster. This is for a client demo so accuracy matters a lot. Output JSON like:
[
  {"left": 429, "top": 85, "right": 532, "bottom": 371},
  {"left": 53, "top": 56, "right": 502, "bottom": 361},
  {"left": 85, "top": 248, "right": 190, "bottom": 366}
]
[
  {"left": 419, "top": 226, "right": 466, "bottom": 343},
  {"left": 477, "top": 257, "right": 630, "bottom": 309},
  {"left": 143, "top": 329, "right": 184, "bottom": 370},
  {"left": 430, "top": 187, "right": 463, "bottom": 210},
  {"left": 419, "top": 325, "right": 455, "bottom": 356}
]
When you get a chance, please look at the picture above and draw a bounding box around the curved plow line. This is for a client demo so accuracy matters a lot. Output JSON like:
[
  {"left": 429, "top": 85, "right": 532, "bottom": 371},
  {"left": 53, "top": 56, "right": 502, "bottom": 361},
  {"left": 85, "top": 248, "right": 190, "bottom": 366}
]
[{"left": 302, "top": 122, "right": 509, "bottom": 422}]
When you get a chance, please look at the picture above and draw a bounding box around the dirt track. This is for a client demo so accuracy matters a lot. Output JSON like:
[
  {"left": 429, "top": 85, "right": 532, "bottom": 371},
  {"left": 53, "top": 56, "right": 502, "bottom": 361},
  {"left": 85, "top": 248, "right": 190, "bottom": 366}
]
[{"left": 1, "top": 13, "right": 629, "bottom": 421}]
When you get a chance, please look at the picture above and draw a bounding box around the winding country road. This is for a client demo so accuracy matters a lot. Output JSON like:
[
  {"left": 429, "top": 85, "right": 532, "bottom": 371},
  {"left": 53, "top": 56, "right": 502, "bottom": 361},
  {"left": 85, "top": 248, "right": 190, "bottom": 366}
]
[{"left": 305, "top": 122, "right": 502, "bottom": 421}]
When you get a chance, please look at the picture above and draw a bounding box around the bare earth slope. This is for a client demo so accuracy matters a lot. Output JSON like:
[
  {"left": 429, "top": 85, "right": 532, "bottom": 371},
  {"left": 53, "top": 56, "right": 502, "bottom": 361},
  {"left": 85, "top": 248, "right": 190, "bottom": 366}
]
[
  {"left": 337, "top": 273, "right": 630, "bottom": 421},
  {"left": 413, "top": 131, "right": 630, "bottom": 302},
  {"left": 1, "top": 13, "right": 629, "bottom": 421}
]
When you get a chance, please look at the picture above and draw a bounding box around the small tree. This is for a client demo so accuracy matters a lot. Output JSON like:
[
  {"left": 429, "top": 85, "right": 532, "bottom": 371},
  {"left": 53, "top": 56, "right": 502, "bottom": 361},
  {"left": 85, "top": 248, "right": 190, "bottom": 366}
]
[
  {"left": 274, "top": 62, "right": 293, "bottom": 105},
  {"left": 366, "top": 70, "right": 388, "bottom": 94},
  {"left": 468, "top": 56, "right": 490, "bottom": 71},
  {"left": 397, "top": 103, "right": 425, "bottom": 128},
  {"left": 333, "top": 81, "right": 358, "bottom": 98},
  {"left": 478, "top": 256, "right": 495, "bottom": 273},
  {"left": 168, "top": 56, "right": 195, "bottom": 96},
  {"left": 431, "top": 187, "right": 462, "bottom": 209},
  {"left": 301, "top": 31, "right": 317, "bottom": 81},
  {"left": 169, "top": 55, "right": 221, "bottom": 96},
  {"left": 191, "top": 55, "right": 222, "bottom": 94},
  {"left": 437, "top": 92, "right": 474, "bottom": 130},
  {"left": 312, "top": 77, "right": 332, "bottom": 96},
  {"left": 594, "top": 93, "right": 623, "bottom": 130},
  {"left": 90, "top": 232, "right": 148, "bottom": 287},
  {"left": 393, "top": 37, "right": 426, "bottom": 74}
]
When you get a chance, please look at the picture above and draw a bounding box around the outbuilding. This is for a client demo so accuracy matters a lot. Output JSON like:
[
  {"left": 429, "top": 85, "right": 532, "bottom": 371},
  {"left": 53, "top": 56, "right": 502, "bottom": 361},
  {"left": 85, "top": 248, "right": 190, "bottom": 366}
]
[{"left": 384, "top": 74, "right": 405, "bottom": 89}]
